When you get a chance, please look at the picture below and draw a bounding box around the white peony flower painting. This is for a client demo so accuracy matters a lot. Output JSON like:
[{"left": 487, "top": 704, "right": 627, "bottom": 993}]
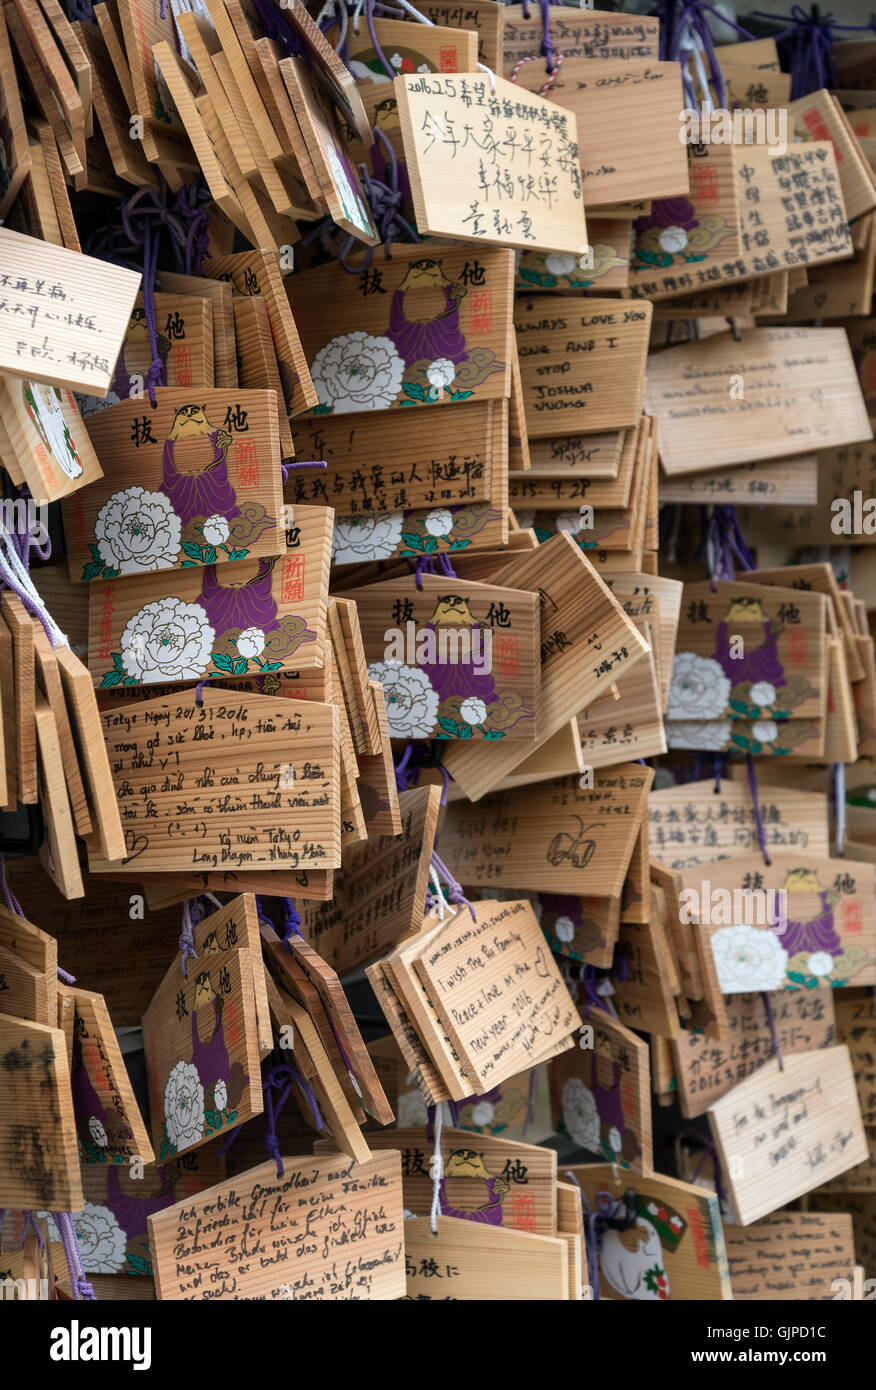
[
  {"left": 368, "top": 660, "right": 440, "bottom": 738},
  {"left": 666, "top": 719, "right": 731, "bottom": 751},
  {"left": 118, "top": 598, "right": 215, "bottom": 684},
  {"left": 164, "top": 1059, "right": 206, "bottom": 1152},
  {"left": 711, "top": 923, "right": 789, "bottom": 993},
  {"left": 561, "top": 1076, "right": 601, "bottom": 1152},
  {"left": 73, "top": 1203, "right": 128, "bottom": 1274},
  {"left": 311, "top": 331, "right": 404, "bottom": 413},
  {"left": 668, "top": 653, "right": 731, "bottom": 721},
  {"left": 93, "top": 487, "right": 182, "bottom": 578},
  {"left": 333, "top": 511, "right": 404, "bottom": 564}
]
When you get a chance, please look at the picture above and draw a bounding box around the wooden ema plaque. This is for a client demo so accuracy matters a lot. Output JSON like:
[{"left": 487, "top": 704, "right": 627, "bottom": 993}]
[
  {"left": 404, "top": 1213, "right": 568, "bottom": 1300},
  {"left": 680, "top": 852, "right": 876, "bottom": 995},
  {"left": 343, "top": 573, "right": 540, "bottom": 742},
  {"left": 289, "top": 243, "right": 512, "bottom": 419},
  {"left": 514, "top": 298, "right": 651, "bottom": 438},
  {"left": 412, "top": 898, "right": 580, "bottom": 1092},
  {"left": 71, "top": 985, "right": 153, "bottom": 1166},
  {"left": 549, "top": 1009, "right": 652, "bottom": 1175},
  {"left": 709, "top": 1048, "right": 869, "bottom": 1225},
  {"left": 0, "top": 374, "right": 102, "bottom": 503},
  {"left": 441, "top": 764, "right": 651, "bottom": 899},
  {"left": 0, "top": 226, "right": 140, "bottom": 395},
  {"left": 65, "top": 389, "right": 284, "bottom": 582},
  {"left": 835, "top": 990, "right": 876, "bottom": 1126},
  {"left": 0, "top": 1011, "right": 83, "bottom": 1210},
  {"left": 648, "top": 777, "right": 830, "bottom": 871},
  {"left": 566, "top": 1163, "right": 732, "bottom": 1301},
  {"left": 143, "top": 914, "right": 263, "bottom": 1161},
  {"left": 89, "top": 687, "right": 340, "bottom": 875},
  {"left": 88, "top": 514, "right": 330, "bottom": 690},
  {"left": 724, "top": 1211, "right": 855, "bottom": 1300},
  {"left": 672, "top": 990, "right": 837, "bottom": 1120},
  {"left": 502, "top": 7, "right": 659, "bottom": 79},
  {"left": 395, "top": 72, "right": 587, "bottom": 255},
  {"left": 646, "top": 327, "right": 871, "bottom": 476},
  {"left": 147, "top": 1150, "right": 405, "bottom": 1300}
]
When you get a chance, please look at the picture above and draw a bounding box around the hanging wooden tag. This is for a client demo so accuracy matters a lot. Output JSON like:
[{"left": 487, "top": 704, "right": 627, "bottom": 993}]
[
  {"left": 90, "top": 687, "right": 340, "bottom": 874},
  {"left": 683, "top": 852, "right": 876, "bottom": 994},
  {"left": 147, "top": 1149, "right": 405, "bottom": 1300},
  {"left": 11, "top": 0, "right": 85, "bottom": 164},
  {"left": 549, "top": 1008, "right": 652, "bottom": 1175},
  {"left": 79, "top": 1147, "right": 226, "bottom": 1278},
  {"left": 0, "top": 373, "right": 103, "bottom": 502},
  {"left": 412, "top": 898, "right": 580, "bottom": 1092},
  {"left": 159, "top": 270, "right": 238, "bottom": 389},
  {"left": 35, "top": 691, "right": 84, "bottom": 899},
  {"left": 265, "top": 928, "right": 393, "bottom": 1124},
  {"left": 565, "top": 1163, "right": 731, "bottom": 1301},
  {"left": 55, "top": 642, "right": 126, "bottom": 863},
  {"left": 202, "top": 249, "right": 317, "bottom": 418},
  {"left": 337, "top": 1124, "right": 557, "bottom": 1234},
  {"left": 0, "top": 4, "right": 30, "bottom": 218},
  {"left": 0, "top": 941, "right": 51, "bottom": 1024},
  {"left": 334, "top": 597, "right": 382, "bottom": 754},
  {"left": 78, "top": 291, "right": 215, "bottom": 417},
  {"left": 299, "top": 783, "right": 439, "bottom": 974},
  {"left": 365, "top": 957, "right": 449, "bottom": 1105},
  {"left": 280, "top": 56, "right": 378, "bottom": 246},
  {"left": 66, "top": 388, "right": 284, "bottom": 583},
  {"left": 143, "top": 925, "right": 263, "bottom": 1159},
  {"left": 187, "top": 894, "right": 272, "bottom": 1054},
  {"left": 709, "top": 1047, "right": 869, "bottom": 1225},
  {"left": 792, "top": 89, "right": 876, "bottom": 221},
  {"left": 264, "top": 977, "right": 371, "bottom": 1164},
  {"left": 5, "top": 3, "right": 82, "bottom": 181},
  {"left": 0, "top": 227, "right": 141, "bottom": 396},
  {"left": 536, "top": 890, "right": 620, "bottom": 970},
  {"left": 442, "top": 533, "right": 651, "bottom": 799},
  {"left": 502, "top": 7, "right": 658, "bottom": 79},
  {"left": 405, "top": 1213, "right": 568, "bottom": 1300},
  {"left": 88, "top": 525, "right": 329, "bottom": 690},
  {"left": 724, "top": 1210, "right": 855, "bottom": 1300},
  {"left": 3, "top": 592, "right": 38, "bottom": 806},
  {"left": 613, "top": 912, "right": 683, "bottom": 1039},
  {"left": 344, "top": 573, "right": 540, "bottom": 742},
  {"left": 355, "top": 679, "right": 403, "bottom": 836},
  {"left": 33, "top": 625, "right": 91, "bottom": 837},
  {"left": 0, "top": 1011, "right": 83, "bottom": 1210},
  {"left": 517, "top": 219, "right": 631, "bottom": 296},
  {"left": 9, "top": 129, "right": 63, "bottom": 247},
  {"left": 441, "top": 765, "right": 652, "bottom": 898},
  {"left": 0, "top": 897, "right": 57, "bottom": 978},
  {"left": 333, "top": 16, "right": 478, "bottom": 81},
  {"left": 514, "top": 297, "right": 651, "bottom": 438},
  {"left": 232, "top": 298, "right": 295, "bottom": 459},
  {"left": 71, "top": 985, "right": 153, "bottom": 1164},
  {"left": 835, "top": 990, "right": 876, "bottom": 1126},
  {"left": 649, "top": 776, "right": 830, "bottom": 871},
  {"left": 395, "top": 71, "right": 587, "bottom": 255},
  {"left": 290, "top": 242, "right": 513, "bottom": 417},
  {"left": 73, "top": 19, "right": 160, "bottom": 193},
  {"left": 672, "top": 990, "right": 837, "bottom": 1120}
]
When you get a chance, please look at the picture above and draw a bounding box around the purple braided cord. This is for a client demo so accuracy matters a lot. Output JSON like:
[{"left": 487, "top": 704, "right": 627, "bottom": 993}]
[
  {"left": 53, "top": 1211, "right": 96, "bottom": 1300},
  {"left": 746, "top": 752, "right": 772, "bottom": 864},
  {"left": 179, "top": 900, "right": 198, "bottom": 978},
  {"left": 761, "top": 989, "right": 785, "bottom": 1070},
  {"left": 430, "top": 850, "right": 476, "bottom": 919}
]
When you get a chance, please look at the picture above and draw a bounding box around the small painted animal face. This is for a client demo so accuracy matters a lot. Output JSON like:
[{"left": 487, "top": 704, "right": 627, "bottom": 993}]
[
  {"left": 429, "top": 594, "right": 476, "bottom": 626},
  {"left": 723, "top": 597, "right": 767, "bottom": 625},
  {"left": 193, "top": 972, "right": 214, "bottom": 1007},
  {"left": 783, "top": 868, "right": 821, "bottom": 892},
  {"left": 398, "top": 258, "right": 448, "bottom": 292},
  {"left": 444, "top": 1149, "right": 490, "bottom": 1179},
  {"left": 169, "top": 403, "right": 212, "bottom": 439}
]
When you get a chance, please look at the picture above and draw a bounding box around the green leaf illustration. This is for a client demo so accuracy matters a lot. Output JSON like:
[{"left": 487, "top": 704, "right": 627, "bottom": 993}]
[
  {"left": 437, "top": 716, "right": 460, "bottom": 736},
  {"left": 225, "top": 547, "right": 249, "bottom": 561},
  {"left": 448, "top": 389, "right": 474, "bottom": 401},
  {"left": 448, "top": 538, "right": 472, "bottom": 550},
  {"left": 402, "top": 382, "right": 426, "bottom": 401},
  {"left": 232, "top": 658, "right": 249, "bottom": 675},
  {"left": 211, "top": 651, "right": 234, "bottom": 673},
  {"left": 457, "top": 724, "right": 473, "bottom": 739},
  {"left": 81, "top": 560, "right": 103, "bottom": 581},
  {"left": 423, "top": 536, "right": 438, "bottom": 552},
  {"left": 482, "top": 729, "right": 505, "bottom": 739},
  {"left": 181, "top": 540, "right": 205, "bottom": 561},
  {"left": 401, "top": 533, "right": 424, "bottom": 550},
  {"left": 100, "top": 668, "right": 123, "bottom": 688}
]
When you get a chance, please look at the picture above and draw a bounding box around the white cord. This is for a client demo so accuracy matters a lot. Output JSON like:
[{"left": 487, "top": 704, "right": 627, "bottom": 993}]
[
  {"left": 429, "top": 1101, "right": 445, "bottom": 1234},
  {"left": 0, "top": 530, "right": 68, "bottom": 649},
  {"left": 478, "top": 61, "right": 497, "bottom": 91},
  {"left": 351, "top": 0, "right": 364, "bottom": 35}
]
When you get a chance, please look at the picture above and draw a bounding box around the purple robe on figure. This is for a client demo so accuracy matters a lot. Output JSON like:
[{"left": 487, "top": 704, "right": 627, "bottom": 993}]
[
  {"left": 781, "top": 890, "right": 842, "bottom": 957},
  {"left": 715, "top": 620, "right": 786, "bottom": 689},
  {"left": 439, "top": 1176, "right": 504, "bottom": 1225},
  {"left": 190, "top": 997, "right": 231, "bottom": 1092},
  {"left": 591, "top": 1061, "right": 625, "bottom": 1135},
  {"left": 199, "top": 559, "right": 279, "bottom": 635},
  {"left": 416, "top": 622, "right": 498, "bottom": 705},
  {"left": 104, "top": 1164, "right": 176, "bottom": 1237},
  {"left": 389, "top": 287, "right": 468, "bottom": 367},
  {"left": 162, "top": 433, "right": 241, "bottom": 526}
]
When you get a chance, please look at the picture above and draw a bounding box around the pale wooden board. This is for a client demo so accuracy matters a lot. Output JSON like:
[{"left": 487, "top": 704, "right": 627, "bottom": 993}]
[
  {"left": 0, "top": 2, "right": 31, "bottom": 217},
  {"left": 791, "top": 89, "right": 876, "bottom": 222},
  {"left": 649, "top": 779, "right": 830, "bottom": 870},
  {"left": 726, "top": 1212, "right": 855, "bottom": 1300},
  {"left": 441, "top": 533, "right": 650, "bottom": 800},
  {"left": 0, "top": 375, "right": 103, "bottom": 503},
  {"left": 2, "top": 593, "right": 37, "bottom": 804},
  {"left": 71, "top": 984, "right": 153, "bottom": 1162},
  {"left": 660, "top": 456, "right": 819, "bottom": 506},
  {"left": 517, "top": 218, "right": 631, "bottom": 295},
  {"left": 548, "top": 1009, "right": 652, "bottom": 1175},
  {"left": 0, "top": 1011, "right": 83, "bottom": 1210},
  {"left": 87, "top": 521, "right": 329, "bottom": 690},
  {"left": 566, "top": 1163, "right": 731, "bottom": 1300},
  {"left": 89, "top": 688, "right": 340, "bottom": 874},
  {"left": 834, "top": 990, "right": 876, "bottom": 1126},
  {"left": 395, "top": 72, "right": 587, "bottom": 255},
  {"left": 647, "top": 327, "right": 871, "bottom": 476},
  {"left": 158, "top": 271, "right": 238, "bottom": 389},
  {"left": 443, "top": 764, "right": 651, "bottom": 899},
  {"left": 55, "top": 642, "right": 126, "bottom": 863},
  {"left": 33, "top": 625, "right": 91, "bottom": 836},
  {"left": 502, "top": 6, "right": 658, "bottom": 78},
  {"left": 514, "top": 298, "right": 651, "bottom": 438},
  {"left": 709, "top": 1048, "right": 869, "bottom": 1226},
  {"left": 148, "top": 1150, "right": 405, "bottom": 1300},
  {"left": 405, "top": 1213, "right": 567, "bottom": 1299},
  {"left": 0, "top": 227, "right": 140, "bottom": 395},
  {"left": 72, "top": 20, "right": 160, "bottom": 191},
  {"left": 671, "top": 989, "right": 836, "bottom": 1119}
]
